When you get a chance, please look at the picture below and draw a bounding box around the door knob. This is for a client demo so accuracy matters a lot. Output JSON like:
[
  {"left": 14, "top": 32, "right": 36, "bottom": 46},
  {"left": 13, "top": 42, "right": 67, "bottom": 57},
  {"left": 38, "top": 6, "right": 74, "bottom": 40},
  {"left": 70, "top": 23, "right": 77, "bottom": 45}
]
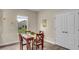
[
  {"left": 65, "top": 32, "right": 68, "bottom": 33},
  {"left": 62, "top": 31, "right": 68, "bottom": 33}
]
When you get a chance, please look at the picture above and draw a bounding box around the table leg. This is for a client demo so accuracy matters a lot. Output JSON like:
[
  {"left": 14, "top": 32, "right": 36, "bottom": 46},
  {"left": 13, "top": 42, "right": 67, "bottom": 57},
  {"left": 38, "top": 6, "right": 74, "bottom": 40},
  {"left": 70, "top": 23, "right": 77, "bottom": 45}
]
[
  {"left": 20, "top": 42, "right": 23, "bottom": 50},
  {"left": 26, "top": 39, "right": 28, "bottom": 50},
  {"left": 32, "top": 39, "right": 33, "bottom": 50},
  {"left": 42, "top": 40, "right": 44, "bottom": 50}
]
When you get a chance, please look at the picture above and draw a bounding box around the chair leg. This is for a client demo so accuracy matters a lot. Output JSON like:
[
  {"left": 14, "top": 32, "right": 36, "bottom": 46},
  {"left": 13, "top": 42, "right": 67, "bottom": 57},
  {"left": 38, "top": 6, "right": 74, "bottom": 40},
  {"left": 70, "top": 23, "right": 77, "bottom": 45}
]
[
  {"left": 42, "top": 42, "right": 44, "bottom": 50},
  {"left": 32, "top": 40, "right": 33, "bottom": 50},
  {"left": 20, "top": 42, "right": 23, "bottom": 50},
  {"left": 26, "top": 39, "right": 29, "bottom": 50},
  {"left": 36, "top": 46, "right": 38, "bottom": 50},
  {"left": 42, "top": 45, "right": 43, "bottom": 50},
  {"left": 26, "top": 40, "right": 31, "bottom": 50},
  {"left": 42, "top": 40, "right": 44, "bottom": 50}
]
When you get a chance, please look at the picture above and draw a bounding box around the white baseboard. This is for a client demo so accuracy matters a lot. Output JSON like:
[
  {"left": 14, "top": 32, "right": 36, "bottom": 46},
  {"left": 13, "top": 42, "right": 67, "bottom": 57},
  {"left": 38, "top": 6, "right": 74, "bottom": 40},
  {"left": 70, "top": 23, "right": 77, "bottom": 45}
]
[
  {"left": 44, "top": 36, "right": 56, "bottom": 44},
  {"left": 0, "top": 41, "right": 19, "bottom": 46},
  {"left": 45, "top": 39, "right": 55, "bottom": 44}
]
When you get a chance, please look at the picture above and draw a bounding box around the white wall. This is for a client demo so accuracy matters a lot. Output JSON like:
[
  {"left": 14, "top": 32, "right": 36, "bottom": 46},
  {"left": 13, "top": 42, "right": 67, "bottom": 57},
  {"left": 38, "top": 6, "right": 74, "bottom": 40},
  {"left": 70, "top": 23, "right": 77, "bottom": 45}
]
[
  {"left": 38, "top": 9, "right": 79, "bottom": 44},
  {"left": 0, "top": 9, "right": 38, "bottom": 45},
  {"left": 0, "top": 10, "right": 3, "bottom": 45},
  {"left": 0, "top": 9, "right": 78, "bottom": 46},
  {"left": 38, "top": 10, "right": 56, "bottom": 43}
]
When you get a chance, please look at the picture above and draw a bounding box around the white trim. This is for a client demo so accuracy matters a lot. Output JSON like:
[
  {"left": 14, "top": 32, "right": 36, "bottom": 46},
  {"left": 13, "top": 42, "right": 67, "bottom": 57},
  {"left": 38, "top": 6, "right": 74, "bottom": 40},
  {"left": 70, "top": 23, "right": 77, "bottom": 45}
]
[
  {"left": 44, "top": 36, "right": 56, "bottom": 44},
  {"left": 45, "top": 39, "right": 55, "bottom": 44},
  {"left": 0, "top": 41, "right": 19, "bottom": 46}
]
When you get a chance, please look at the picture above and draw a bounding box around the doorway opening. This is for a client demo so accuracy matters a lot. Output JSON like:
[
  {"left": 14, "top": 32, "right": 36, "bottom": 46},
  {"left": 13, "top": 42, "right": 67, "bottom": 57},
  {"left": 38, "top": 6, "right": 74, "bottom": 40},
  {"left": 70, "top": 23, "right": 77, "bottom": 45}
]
[{"left": 17, "top": 15, "right": 28, "bottom": 34}]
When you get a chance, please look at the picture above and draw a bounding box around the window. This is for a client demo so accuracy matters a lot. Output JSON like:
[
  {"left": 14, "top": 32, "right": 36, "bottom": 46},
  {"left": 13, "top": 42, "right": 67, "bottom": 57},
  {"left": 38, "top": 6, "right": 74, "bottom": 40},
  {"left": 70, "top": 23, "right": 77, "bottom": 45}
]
[
  {"left": 17, "top": 16, "right": 28, "bottom": 33},
  {"left": 17, "top": 16, "right": 28, "bottom": 22}
]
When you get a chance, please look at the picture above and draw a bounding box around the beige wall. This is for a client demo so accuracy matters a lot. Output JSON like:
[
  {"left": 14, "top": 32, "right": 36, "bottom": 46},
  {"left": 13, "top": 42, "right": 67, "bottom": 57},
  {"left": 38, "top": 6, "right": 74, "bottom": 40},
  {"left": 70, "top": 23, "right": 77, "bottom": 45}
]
[
  {"left": 38, "top": 9, "right": 79, "bottom": 44},
  {"left": 0, "top": 10, "right": 3, "bottom": 44},
  {"left": 38, "top": 10, "right": 56, "bottom": 43},
  {"left": 0, "top": 9, "right": 38, "bottom": 45},
  {"left": 0, "top": 9, "right": 78, "bottom": 45}
]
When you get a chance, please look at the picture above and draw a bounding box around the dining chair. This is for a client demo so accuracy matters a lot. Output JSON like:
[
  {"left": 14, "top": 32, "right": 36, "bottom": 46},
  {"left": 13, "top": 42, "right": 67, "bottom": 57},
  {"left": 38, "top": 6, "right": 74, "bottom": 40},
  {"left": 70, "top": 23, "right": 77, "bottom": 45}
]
[
  {"left": 19, "top": 33, "right": 24, "bottom": 50},
  {"left": 27, "top": 37, "right": 34, "bottom": 50},
  {"left": 39, "top": 31, "right": 44, "bottom": 34},
  {"left": 33, "top": 31, "right": 44, "bottom": 50},
  {"left": 19, "top": 33, "right": 34, "bottom": 50},
  {"left": 19, "top": 33, "right": 30, "bottom": 50}
]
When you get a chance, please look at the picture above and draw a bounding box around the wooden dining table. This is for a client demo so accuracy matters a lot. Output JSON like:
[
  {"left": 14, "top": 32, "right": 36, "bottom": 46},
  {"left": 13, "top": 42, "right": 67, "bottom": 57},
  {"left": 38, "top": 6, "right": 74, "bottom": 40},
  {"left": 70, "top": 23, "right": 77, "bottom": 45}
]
[{"left": 22, "top": 34, "right": 36, "bottom": 50}]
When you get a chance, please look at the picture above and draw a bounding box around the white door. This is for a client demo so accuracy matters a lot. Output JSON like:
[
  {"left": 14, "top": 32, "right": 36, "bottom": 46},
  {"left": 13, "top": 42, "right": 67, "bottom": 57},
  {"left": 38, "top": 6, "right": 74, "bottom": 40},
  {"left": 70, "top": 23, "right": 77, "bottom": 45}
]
[
  {"left": 74, "top": 12, "right": 79, "bottom": 49},
  {"left": 55, "top": 12, "right": 75, "bottom": 49},
  {"left": 66, "top": 12, "right": 75, "bottom": 49},
  {"left": 62, "top": 14, "right": 68, "bottom": 48},
  {"left": 55, "top": 14, "right": 67, "bottom": 47},
  {"left": 55, "top": 15, "right": 63, "bottom": 46}
]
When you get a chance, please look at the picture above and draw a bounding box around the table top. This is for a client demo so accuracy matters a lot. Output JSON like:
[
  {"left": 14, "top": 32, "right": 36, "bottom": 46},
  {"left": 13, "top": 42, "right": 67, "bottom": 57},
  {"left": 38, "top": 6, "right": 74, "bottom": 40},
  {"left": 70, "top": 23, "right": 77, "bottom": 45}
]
[{"left": 22, "top": 34, "right": 36, "bottom": 40}]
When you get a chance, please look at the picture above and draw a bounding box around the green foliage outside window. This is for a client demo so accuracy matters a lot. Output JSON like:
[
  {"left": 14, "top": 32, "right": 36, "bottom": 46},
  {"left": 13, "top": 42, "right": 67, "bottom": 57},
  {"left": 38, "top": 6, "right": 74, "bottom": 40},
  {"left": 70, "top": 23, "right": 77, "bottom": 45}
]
[{"left": 18, "top": 27, "right": 27, "bottom": 34}]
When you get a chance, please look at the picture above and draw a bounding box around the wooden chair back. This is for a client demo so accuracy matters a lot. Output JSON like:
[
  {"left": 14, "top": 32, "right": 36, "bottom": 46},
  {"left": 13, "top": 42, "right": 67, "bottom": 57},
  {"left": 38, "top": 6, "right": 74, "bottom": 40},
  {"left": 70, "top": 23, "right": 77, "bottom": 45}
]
[
  {"left": 35, "top": 31, "right": 44, "bottom": 49},
  {"left": 19, "top": 33, "right": 23, "bottom": 42}
]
